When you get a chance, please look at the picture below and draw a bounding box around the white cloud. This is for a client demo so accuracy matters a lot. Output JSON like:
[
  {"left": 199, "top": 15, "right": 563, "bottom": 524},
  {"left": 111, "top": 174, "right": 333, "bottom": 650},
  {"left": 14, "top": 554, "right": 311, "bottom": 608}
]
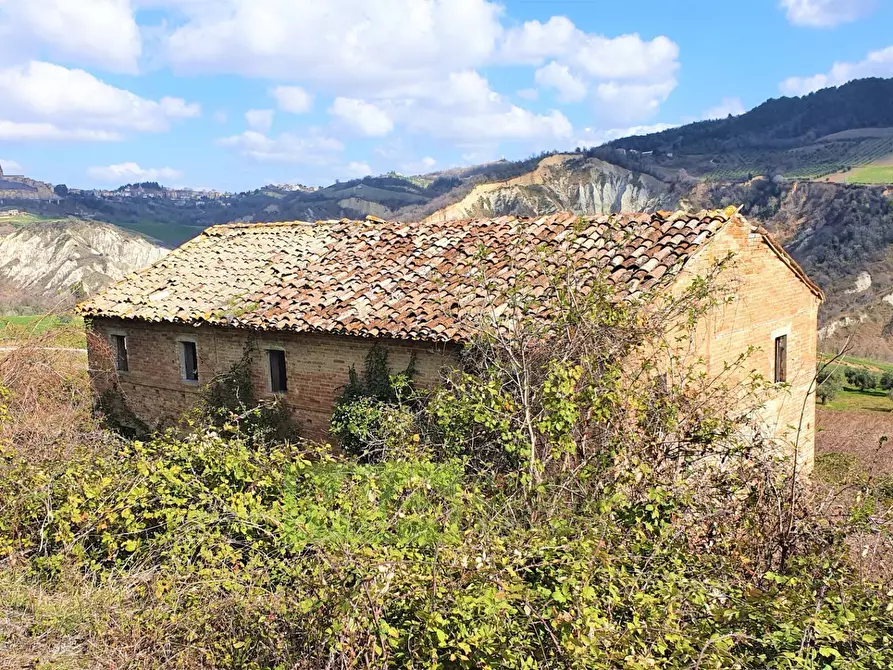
[
  {"left": 345, "top": 161, "right": 372, "bottom": 177},
  {"left": 272, "top": 85, "right": 313, "bottom": 114},
  {"left": 154, "top": 0, "right": 677, "bottom": 125},
  {"left": 217, "top": 129, "right": 344, "bottom": 163},
  {"left": 0, "top": 61, "right": 200, "bottom": 141},
  {"left": 401, "top": 156, "right": 438, "bottom": 173},
  {"left": 500, "top": 19, "right": 679, "bottom": 123},
  {"left": 385, "top": 71, "right": 573, "bottom": 144},
  {"left": 245, "top": 108, "right": 274, "bottom": 131},
  {"left": 331, "top": 98, "right": 394, "bottom": 137},
  {"left": 516, "top": 88, "right": 538, "bottom": 101},
  {"left": 535, "top": 62, "right": 587, "bottom": 103},
  {"left": 592, "top": 80, "right": 677, "bottom": 125},
  {"left": 703, "top": 97, "right": 746, "bottom": 120},
  {"left": 0, "top": 0, "right": 141, "bottom": 73},
  {"left": 87, "top": 162, "right": 183, "bottom": 183},
  {"left": 0, "top": 120, "right": 121, "bottom": 141},
  {"left": 780, "top": 45, "right": 893, "bottom": 95},
  {"left": 0, "top": 158, "right": 24, "bottom": 173},
  {"left": 575, "top": 122, "right": 677, "bottom": 149},
  {"left": 780, "top": 0, "right": 876, "bottom": 28},
  {"left": 163, "top": 0, "right": 504, "bottom": 90}
]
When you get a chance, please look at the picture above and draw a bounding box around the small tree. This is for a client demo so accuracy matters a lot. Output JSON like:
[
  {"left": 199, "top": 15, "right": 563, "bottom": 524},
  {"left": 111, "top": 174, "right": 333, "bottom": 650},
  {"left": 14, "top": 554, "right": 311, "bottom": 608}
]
[
  {"left": 880, "top": 370, "right": 893, "bottom": 390},
  {"left": 816, "top": 365, "right": 843, "bottom": 404},
  {"left": 846, "top": 368, "right": 878, "bottom": 391}
]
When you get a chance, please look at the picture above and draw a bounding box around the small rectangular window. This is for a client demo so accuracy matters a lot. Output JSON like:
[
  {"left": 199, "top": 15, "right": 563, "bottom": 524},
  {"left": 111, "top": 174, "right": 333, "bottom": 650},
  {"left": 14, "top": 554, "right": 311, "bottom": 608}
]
[
  {"left": 113, "top": 334, "right": 128, "bottom": 372},
  {"left": 774, "top": 335, "right": 787, "bottom": 383},
  {"left": 268, "top": 349, "right": 287, "bottom": 393},
  {"left": 181, "top": 341, "right": 199, "bottom": 381}
]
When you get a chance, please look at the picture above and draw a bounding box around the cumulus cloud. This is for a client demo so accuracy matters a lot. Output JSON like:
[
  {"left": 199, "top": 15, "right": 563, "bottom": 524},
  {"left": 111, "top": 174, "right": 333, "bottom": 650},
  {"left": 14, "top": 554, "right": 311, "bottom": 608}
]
[
  {"left": 592, "top": 80, "right": 677, "bottom": 125},
  {"left": 216, "top": 129, "right": 344, "bottom": 163},
  {"left": 162, "top": 0, "right": 504, "bottom": 90},
  {"left": 0, "top": 158, "right": 24, "bottom": 173},
  {"left": 574, "top": 122, "right": 677, "bottom": 149},
  {"left": 780, "top": 45, "right": 893, "bottom": 95},
  {"left": 0, "top": 120, "right": 121, "bottom": 141},
  {"left": 87, "top": 162, "right": 183, "bottom": 183},
  {"left": 500, "top": 18, "right": 679, "bottom": 124},
  {"left": 702, "top": 97, "right": 746, "bottom": 120},
  {"left": 330, "top": 98, "right": 394, "bottom": 137},
  {"left": 780, "top": 0, "right": 876, "bottom": 28},
  {"left": 153, "top": 0, "right": 677, "bottom": 132},
  {"left": 0, "top": 61, "right": 200, "bottom": 141},
  {"left": 0, "top": 0, "right": 141, "bottom": 73},
  {"left": 344, "top": 161, "right": 373, "bottom": 177},
  {"left": 379, "top": 71, "right": 573, "bottom": 144},
  {"left": 245, "top": 108, "right": 274, "bottom": 132},
  {"left": 534, "top": 62, "right": 587, "bottom": 103},
  {"left": 271, "top": 85, "right": 313, "bottom": 114}
]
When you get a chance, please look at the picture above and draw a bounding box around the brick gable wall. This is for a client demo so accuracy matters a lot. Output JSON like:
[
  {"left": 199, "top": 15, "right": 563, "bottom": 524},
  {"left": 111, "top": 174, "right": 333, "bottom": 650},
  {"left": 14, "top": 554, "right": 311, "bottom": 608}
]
[{"left": 678, "top": 221, "right": 820, "bottom": 471}]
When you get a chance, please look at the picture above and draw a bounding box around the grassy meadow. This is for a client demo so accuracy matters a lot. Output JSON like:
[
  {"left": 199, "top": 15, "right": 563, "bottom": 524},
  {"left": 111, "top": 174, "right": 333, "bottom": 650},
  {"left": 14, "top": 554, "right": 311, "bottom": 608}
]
[
  {"left": 0, "top": 314, "right": 86, "bottom": 348},
  {"left": 846, "top": 164, "right": 893, "bottom": 184}
]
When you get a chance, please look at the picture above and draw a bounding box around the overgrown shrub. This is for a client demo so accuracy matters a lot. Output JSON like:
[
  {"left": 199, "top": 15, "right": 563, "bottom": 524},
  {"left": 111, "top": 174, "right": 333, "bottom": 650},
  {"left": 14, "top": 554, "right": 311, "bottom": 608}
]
[
  {"left": 201, "top": 346, "right": 301, "bottom": 445},
  {"left": 330, "top": 345, "right": 420, "bottom": 461},
  {"left": 2, "top": 243, "right": 893, "bottom": 667}
]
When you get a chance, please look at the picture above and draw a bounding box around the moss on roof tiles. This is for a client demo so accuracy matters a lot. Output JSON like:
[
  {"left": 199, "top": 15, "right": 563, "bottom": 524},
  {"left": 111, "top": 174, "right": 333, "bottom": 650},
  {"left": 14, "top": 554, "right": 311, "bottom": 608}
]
[{"left": 78, "top": 210, "right": 820, "bottom": 342}]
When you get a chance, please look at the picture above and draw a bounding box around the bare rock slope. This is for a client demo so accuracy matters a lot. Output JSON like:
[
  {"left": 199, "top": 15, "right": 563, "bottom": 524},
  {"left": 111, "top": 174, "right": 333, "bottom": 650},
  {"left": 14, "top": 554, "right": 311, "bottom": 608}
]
[
  {"left": 423, "top": 154, "right": 678, "bottom": 223},
  {"left": 0, "top": 219, "right": 167, "bottom": 309}
]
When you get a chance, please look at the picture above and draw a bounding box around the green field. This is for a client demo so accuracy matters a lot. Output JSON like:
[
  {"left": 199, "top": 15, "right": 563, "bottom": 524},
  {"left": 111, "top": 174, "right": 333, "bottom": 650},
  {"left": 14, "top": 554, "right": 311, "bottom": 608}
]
[
  {"left": 821, "top": 386, "right": 893, "bottom": 412},
  {"left": 0, "top": 314, "right": 86, "bottom": 348},
  {"left": 817, "top": 353, "right": 893, "bottom": 412},
  {"left": 0, "top": 212, "right": 57, "bottom": 227},
  {"left": 846, "top": 164, "right": 893, "bottom": 184},
  {"left": 822, "top": 353, "right": 893, "bottom": 373}
]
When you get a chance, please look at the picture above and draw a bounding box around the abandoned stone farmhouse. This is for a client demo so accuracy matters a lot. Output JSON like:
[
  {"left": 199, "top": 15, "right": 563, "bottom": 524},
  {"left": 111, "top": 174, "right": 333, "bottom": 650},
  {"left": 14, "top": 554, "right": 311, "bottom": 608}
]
[{"left": 79, "top": 210, "right": 823, "bottom": 466}]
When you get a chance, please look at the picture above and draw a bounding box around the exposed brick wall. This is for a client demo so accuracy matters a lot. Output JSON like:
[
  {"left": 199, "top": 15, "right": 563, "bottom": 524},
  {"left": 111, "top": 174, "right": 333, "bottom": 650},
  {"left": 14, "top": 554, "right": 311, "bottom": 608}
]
[
  {"left": 86, "top": 219, "right": 819, "bottom": 468},
  {"left": 87, "top": 318, "right": 458, "bottom": 441},
  {"left": 679, "top": 220, "right": 820, "bottom": 471}
]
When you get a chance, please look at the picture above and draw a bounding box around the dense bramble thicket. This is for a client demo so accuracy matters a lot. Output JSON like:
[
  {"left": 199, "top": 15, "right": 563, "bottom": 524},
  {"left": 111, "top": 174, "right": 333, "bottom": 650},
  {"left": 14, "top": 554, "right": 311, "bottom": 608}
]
[{"left": 2, "top": 250, "right": 893, "bottom": 668}]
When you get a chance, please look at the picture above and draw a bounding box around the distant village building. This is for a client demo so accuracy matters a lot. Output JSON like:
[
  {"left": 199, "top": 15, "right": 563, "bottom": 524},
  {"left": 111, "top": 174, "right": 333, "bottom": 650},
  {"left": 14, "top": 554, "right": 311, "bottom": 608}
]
[
  {"left": 0, "top": 164, "right": 56, "bottom": 201},
  {"left": 80, "top": 211, "right": 822, "bottom": 469}
]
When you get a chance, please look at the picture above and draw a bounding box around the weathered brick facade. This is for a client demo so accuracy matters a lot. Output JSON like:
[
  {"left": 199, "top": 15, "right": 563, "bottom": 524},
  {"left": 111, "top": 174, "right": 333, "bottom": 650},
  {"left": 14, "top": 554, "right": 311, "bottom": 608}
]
[
  {"left": 678, "top": 220, "right": 820, "bottom": 470},
  {"left": 81, "top": 211, "right": 821, "bottom": 468},
  {"left": 87, "top": 319, "right": 458, "bottom": 441}
]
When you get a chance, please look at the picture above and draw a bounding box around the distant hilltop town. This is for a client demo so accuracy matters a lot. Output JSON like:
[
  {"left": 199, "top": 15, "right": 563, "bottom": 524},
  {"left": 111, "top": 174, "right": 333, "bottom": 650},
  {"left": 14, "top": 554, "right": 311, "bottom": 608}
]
[
  {"left": 0, "top": 164, "right": 56, "bottom": 200},
  {"left": 69, "top": 181, "right": 230, "bottom": 204}
]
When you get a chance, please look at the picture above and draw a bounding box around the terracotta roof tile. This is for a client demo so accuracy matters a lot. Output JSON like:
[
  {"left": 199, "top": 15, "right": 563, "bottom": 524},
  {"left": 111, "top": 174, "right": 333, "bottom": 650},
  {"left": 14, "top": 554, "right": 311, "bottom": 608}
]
[{"left": 78, "top": 210, "right": 820, "bottom": 343}]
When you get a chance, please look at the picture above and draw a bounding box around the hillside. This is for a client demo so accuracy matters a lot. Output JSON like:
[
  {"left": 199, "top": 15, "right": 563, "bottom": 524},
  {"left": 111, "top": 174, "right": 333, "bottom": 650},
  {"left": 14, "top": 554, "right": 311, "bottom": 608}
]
[
  {"left": 0, "top": 218, "right": 167, "bottom": 312},
  {"left": 421, "top": 154, "right": 679, "bottom": 223},
  {"left": 2, "top": 77, "right": 893, "bottom": 352},
  {"left": 597, "top": 77, "right": 893, "bottom": 181}
]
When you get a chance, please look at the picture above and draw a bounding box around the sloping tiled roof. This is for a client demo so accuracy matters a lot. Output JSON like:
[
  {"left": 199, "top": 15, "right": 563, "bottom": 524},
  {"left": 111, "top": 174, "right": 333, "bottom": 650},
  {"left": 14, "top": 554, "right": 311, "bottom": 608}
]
[{"left": 78, "top": 210, "right": 821, "bottom": 343}]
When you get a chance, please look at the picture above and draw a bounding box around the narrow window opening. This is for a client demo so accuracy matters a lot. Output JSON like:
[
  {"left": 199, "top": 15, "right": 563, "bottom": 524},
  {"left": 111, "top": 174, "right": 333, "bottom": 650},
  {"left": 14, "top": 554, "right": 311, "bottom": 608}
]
[
  {"left": 113, "top": 334, "right": 128, "bottom": 372},
  {"left": 269, "top": 349, "right": 287, "bottom": 393},
  {"left": 774, "top": 334, "right": 788, "bottom": 383},
  {"left": 181, "top": 341, "right": 199, "bottom": 381}
]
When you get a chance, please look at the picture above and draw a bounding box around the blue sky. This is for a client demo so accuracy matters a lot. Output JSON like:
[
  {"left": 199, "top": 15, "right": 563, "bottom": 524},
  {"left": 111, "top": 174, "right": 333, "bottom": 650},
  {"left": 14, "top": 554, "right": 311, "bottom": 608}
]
[{"left": 0, "top": 0, "right": 890, "bottom": 193}]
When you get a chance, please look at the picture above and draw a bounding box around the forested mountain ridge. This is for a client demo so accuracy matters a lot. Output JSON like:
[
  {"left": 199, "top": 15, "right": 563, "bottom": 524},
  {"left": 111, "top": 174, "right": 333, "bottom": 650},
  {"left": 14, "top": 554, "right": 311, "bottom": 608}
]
[{"left": 611, "top": 78, "right": 893, "bottom": 154}]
